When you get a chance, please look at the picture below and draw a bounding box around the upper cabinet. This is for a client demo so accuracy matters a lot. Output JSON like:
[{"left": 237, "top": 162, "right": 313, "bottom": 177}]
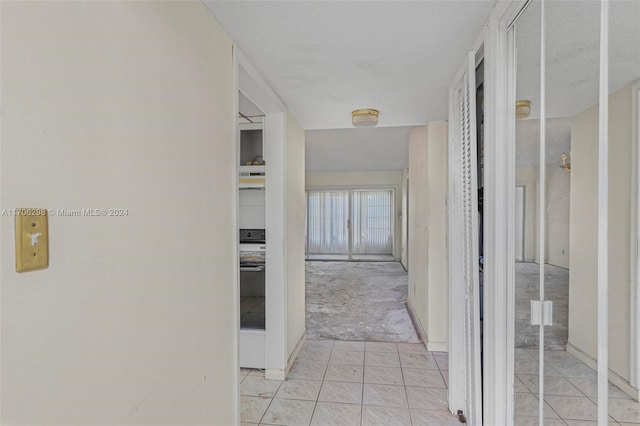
[{"left": 239, "top": 91, "right": 266, "bottom": 188}]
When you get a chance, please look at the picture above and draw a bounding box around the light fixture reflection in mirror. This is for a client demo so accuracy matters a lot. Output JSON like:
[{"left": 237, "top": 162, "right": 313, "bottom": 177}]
[
  {"left": 561, "top": 152, "right": 571, "bottom": 173},
  {"left": 516, "top": 99, "right": 531, "bottom": 120}
]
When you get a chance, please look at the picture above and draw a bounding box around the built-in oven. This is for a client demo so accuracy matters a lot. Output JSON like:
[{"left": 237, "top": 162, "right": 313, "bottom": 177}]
[{"left": 239, "top": 229, "right": 265, "bottom": 330}]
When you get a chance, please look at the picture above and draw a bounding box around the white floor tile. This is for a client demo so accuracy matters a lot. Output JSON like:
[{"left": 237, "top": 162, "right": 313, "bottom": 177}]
[
  {"left": 333, "top": 341, "right": 365, "bottom": 352},
  {"left": 364, "top": 366, "right": 404, "bottom": 385},
  {"left": 365, "top": 342, "right": 398, "bottom": 353},
  {"left": 365, "top": 351, "right": 401, "bottom": 367},
  {"left": 361, "top": 405, "right": 411, "bottom": 426},
  {"left": 399, "top": 352, "right": 437, "bottom": 369},
  {"left": 518, "top": 375, "right": 583, "bottom": 396},
  {"left": 240, "top": 396, "right": 272, "bottom": 424},
  {"left": 545, "top": 395, "right": 597, "bottom": 421},
  {"left": 405, "top": 387, "right": 448, "bottom": 410},
  {"left": 410, "top": 409, "right": 460, "bottom": 426},
  {"left": 402, "top": 368, "right": 446, "bottom": 388},
  {"left": 318, "top": 381, "right": 363, "bottom": 404},
  {"left": 607, "top": 398, "right": 640, "bottom": 424},
  {"left": 514, "top": 416, "right": 566, "bottom": 426},
  {"left": 434, "top": 354, "right": 449, "bottom": 370},
  {"left": 363, "top": 384, "right": 408, "bottom": 408},
  {"left": 261, "top": 398, "right": 315, "bottom": 426},
  {"left": 324, "top": 364, "right": 364, "bottom": 383},
  {"left": 514, "top": 392, "right": 560, "bottom": 418},
  {"left": 274, "top": 379, "right": 322, "bottom": 401},
  {"left": 297, "top": 348, "right": 332, "bottom": 364},
  {"left": 304, "top": 340, "right": 335, "bottom": 351},
  {"left": 396, "top": 343, "right": 427, "bottom": 354},
  {"left": 329, "top": 350, "right": 365, "bottom": 366},
  {"left": 240, "top": 376, "right": 283, "bottom": 398},
  {"left": 567, "top": 377, "right": 632, "bottom": 399},
  {"left": 549, "top": 361, "right": 596, "bottom": 379},
  {"left": 311, "top": 402, "right": 361, "bottom": 426},
  {"left": 287, "top": 362, "right": 327, "bottom": 380}
]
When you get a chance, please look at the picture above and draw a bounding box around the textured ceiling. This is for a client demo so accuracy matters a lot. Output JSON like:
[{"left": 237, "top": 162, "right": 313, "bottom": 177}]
[
  {"left": 306, "top": 127, "right": 411, "bottom": 172},
  {"left": 205, "top": 0, "right": 496, "bottom": 130},
  {"left": 515, "top": 0, "right": 640, "bottom": 119}
]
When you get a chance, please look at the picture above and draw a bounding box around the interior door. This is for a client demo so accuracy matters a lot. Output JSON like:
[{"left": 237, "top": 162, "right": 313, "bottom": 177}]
[{"left": 448, "top": 50, "right": 482, "bottom": 425}]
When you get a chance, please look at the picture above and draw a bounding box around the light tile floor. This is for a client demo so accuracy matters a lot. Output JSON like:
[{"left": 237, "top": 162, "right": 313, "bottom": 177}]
[
  {"left": 515, "top": 348, "right": 640, "bottom": 425},
  {"left": 240, "top": 339, "right": 457, "bottom": 426}
]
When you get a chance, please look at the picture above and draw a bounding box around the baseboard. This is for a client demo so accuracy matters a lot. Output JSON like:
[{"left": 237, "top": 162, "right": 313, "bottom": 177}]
[
  {"left": 265, "top": 368, "right": 285, "bottom": 380},
  {"left": 566, "top": 341, "right": 640, "bottom": 400},
  {"left": 427, "top": 341, "right": 448, "bottom": 352},
  {"left": 405, "top": 301, "right": 429, "bottom": 350},
  {"left": 406, "top": 300, "right": 449, "bottom": 353},
  {"left": 285, "top": 332, "right": 306, "bottom": 376}
]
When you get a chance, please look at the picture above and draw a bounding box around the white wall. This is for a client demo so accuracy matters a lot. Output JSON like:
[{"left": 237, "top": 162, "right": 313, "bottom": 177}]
[
  {"left": 516, "top": 118, "right": 571, "bottom": 267},
  {"left": 1, "top": 2, "right": 238, "bottom": 424},
  {"left": 285, "top": 112, "right": 306, "bottom": 358},
  {"left": 305, "top": 170, "right": 403, "bottom": 260},
  {"left": 569, "top": 81, "right": 636, "bottom": 383},
  {"left": 407, "top": 123, "right": 449, "bottom": 351}
]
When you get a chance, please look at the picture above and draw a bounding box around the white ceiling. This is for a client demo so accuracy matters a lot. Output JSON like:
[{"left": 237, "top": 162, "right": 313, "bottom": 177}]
[
  {"left": 515, "top": 0, "right": 640, "bottom": 119},
  {"left": 205, "top": 0, "right": 496, "bottom": 130},
  {"left": 306, "top": 126, "right": 412, "bottom": 172},
  {"left": 209, "top": 1, "right": 639, "bottom": 173}
]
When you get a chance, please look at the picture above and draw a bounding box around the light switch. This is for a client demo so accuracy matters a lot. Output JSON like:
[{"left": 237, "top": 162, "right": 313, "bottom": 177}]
[{"left": 15, "top": 208, "right": 49, "bottom": 272}]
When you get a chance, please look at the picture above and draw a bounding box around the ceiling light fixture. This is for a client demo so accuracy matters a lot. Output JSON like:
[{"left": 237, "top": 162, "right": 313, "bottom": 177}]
[
  {"left": 352, "top": 109, "right": 379, "bottom": 127},
  {"left": 516, "top": 100, "right": 531, "bottom": 120}
]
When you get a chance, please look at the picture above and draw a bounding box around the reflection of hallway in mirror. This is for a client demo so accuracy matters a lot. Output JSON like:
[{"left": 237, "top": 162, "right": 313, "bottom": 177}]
[{"left": 515, "top": 263, "right": 568, "bottom": 350}]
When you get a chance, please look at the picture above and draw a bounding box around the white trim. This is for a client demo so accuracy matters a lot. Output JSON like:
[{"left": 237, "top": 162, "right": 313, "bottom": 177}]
[
  {"left": 238, "top": 50, "right": 285, "bottom": 114},
  {"left": 264, "top": 112, "right": 287, "bottom": 376},
  {"left": 482, "top": 0, "right": 524, "bottom": 422},
  {"left": 237, "top": 50, "right": 288, "bottom": 378},
  {"left": 597, "top": 1, "right": 610, "bottom": 422},
  {"left": 232, "top": 43, "right": 241, "bottom": 426},
  {"left": 630, "top": 81, "right": 640, "bottom": 390},
  {"left": 566, "top": 342, "right": 640, "bottom": 401},
  {"left": 537, "top": 2, "right": 547, "bottom": 422},
  {"left": 483, "top": 17, "right": 515, "bottom": 425}
]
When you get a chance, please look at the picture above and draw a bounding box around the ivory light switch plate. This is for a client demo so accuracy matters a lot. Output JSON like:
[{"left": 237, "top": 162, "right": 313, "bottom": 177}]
[{"left": 15, "top": 208, "right": 49, "bottom": 272}]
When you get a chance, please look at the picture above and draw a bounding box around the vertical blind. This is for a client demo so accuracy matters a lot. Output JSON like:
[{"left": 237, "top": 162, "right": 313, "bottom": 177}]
[
  {"left": 306, "top": 191, "right": 349, "bottom": 254},
  {"left": 306, "top": 189, "right": 393, "bottom": 256},
  {"left": 352, "top": 190, "right": 393, "bottom": 255}
]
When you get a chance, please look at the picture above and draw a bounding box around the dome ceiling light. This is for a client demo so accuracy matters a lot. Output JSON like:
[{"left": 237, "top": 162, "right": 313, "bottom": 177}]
[
  {"left": 352, "top": 109, "right": 379, "bottom": 127},
  {"left": 516, "top": 100, "right": 531, "bottom": 120}
]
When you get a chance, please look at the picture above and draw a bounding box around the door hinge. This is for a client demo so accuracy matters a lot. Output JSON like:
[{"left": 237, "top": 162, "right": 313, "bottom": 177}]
[{"left": 530, "top": 300, "right": 553, "bottom": 326}]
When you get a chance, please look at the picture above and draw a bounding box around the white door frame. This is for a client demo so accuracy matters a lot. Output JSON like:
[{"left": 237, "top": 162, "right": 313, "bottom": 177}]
[
  {"left": 236, "top": 49, "right": 288, "bottom": 379},
  {"left": 630, "top": 80, "right": 640, "bottom": 393},
  {"left": 478, "top": 2, "right": 527, "bottom": 424}
]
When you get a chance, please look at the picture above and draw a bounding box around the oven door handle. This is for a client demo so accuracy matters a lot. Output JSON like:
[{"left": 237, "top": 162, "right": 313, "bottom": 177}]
[{"left": 240, "top": 266, "right": 265, "bottom": 272}]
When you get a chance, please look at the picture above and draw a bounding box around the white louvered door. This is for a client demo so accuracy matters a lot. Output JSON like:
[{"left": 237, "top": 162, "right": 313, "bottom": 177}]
[{"left": 448, "top": 51, "right": 482, "bottom": 425}]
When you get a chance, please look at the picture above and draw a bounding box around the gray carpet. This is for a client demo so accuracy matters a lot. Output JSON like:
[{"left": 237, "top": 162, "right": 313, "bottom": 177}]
[
  {"left": 515, "top": 262, "right": 569, "bottom": 350},
  {"left": 305, "top": 261, "right": 420, "bottom": 342}
]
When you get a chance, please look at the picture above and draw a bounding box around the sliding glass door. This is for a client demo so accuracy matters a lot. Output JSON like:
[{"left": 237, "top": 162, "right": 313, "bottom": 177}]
[{"left": 306, "top": 189, "right": 394, "bottom": 260}]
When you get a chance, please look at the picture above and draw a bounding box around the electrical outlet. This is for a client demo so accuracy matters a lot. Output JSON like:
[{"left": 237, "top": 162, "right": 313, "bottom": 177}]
[{"left": 15, "top": 208, "right": 49, "bottom": 272}]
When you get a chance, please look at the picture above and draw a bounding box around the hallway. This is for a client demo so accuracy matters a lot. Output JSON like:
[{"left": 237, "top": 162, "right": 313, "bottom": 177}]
[
  {"left": 305, "top": 262, "right": 419, "bottom": 343},
  {"left": 240, "top": 339, "right": 454, "bottom": 425}
]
